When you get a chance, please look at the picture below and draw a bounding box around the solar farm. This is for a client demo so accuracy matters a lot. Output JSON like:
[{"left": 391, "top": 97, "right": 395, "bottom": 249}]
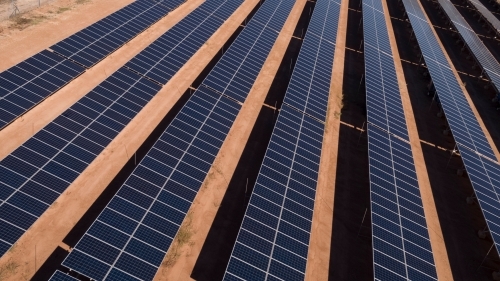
[{"left": 1, "top": 0, "right": 500, "bottom": 280}]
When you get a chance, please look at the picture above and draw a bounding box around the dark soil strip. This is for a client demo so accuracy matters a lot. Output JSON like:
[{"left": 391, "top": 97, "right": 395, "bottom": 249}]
[{"left": 327, "top": 0, "right": 373, "bottom": 280}]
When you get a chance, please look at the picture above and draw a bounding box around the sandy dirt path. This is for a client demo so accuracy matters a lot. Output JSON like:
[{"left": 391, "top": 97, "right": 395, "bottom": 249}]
[
  {"left": 382, "top": 0, "right": 454, "bottom": 279},
  {"left": 152, "top": 1, "right": 309, "bottom": 280},
  {"left": 303, "top": 0, "right": 348, "bottom": 279}
]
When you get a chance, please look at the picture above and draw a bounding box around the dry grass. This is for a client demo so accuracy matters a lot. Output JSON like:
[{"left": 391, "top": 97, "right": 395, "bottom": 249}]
[
  {"left": 331, "top": 93, "right": 344, "bottom": 120},
  {"left": 0, "top": 260, "right": 19, "bottom": 280},
  {"left": 56, "top": 6, "right": 70, "bottom": 13},
  {"left": 161, "top": 211, "right": 195, "bottom": 269},
  {"left": 9, "top": 14, "right": 46, "bottom": 29}
]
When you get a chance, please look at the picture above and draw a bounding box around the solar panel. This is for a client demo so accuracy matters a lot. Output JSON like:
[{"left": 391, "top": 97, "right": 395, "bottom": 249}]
[
  {"left": 401, "top": 0, "right": 496, "bottom": 160},
  {"left": 49, "top": 271, "right": 79, "bottom": 281},
  {"left": 61, "top": 87, "right": 239, "bottom": 281},
  {"left": 362, "top": 0, "right": 438, "bottom": 279},
  {"left": 467, "top": 0, "right": 500, "bottom": 34},
  {"left": 282, "top": 0, "right": 338, "bottom": 121},
  {"left": 55, "top": 0, "right": 295, "bottom": 279},
  {"left": 364, "top": 2, "right": 409, "bottom": 140},
  {"left": 0, "top": 0, "right": 186, "bottom": 131},
  {"left": 224, "top": 106, "right": 324, "bottom": 281},
  {"left": 50, "top": 0, "right": 184, "bottom": 68},
  {"left": 367, "top": 126, "right": 437, "bottom": 281},
  {"left": 200, "top": 0, "right": 295, "bottom": 103},
  {"left": 402, "top": 0, "right": 500, "bottom": 268},
  {"left": 0, "top": 0, "right": 247, "bottom": 259},
  {"left": 0, "top": 68, "right": 161, "bottom": 257},
  {"left": 125, "top": 0, "right": 243, "bottom": 84},
  {"left": 224, "top": 0, "right": 340, "bottom": 279},
  {"left": 439, "top": 0, "right": 500, "bottom": 96},
  {"left": 0, "top": 51, "right": 85, "bottom": 130},
  {"left": 458, "top": 144, "right": 500, "bottom": 255}
]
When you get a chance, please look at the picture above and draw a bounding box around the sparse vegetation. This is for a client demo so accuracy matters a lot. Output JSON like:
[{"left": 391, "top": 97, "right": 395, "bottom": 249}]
[
  {"left": 56, "top": 7, "right": 71, "bottom": 14},
  {"left": 331, "top": 93, "right": 344, "bottom": 120},
  {"left": 0, "top": 260, "right": 19, "bottom": 280},
  {"left": 9, "top": 14, "right": 46, "bottom": 30},
  {"left": 161, "top": 212, "right": 195, "bottom": 269}
]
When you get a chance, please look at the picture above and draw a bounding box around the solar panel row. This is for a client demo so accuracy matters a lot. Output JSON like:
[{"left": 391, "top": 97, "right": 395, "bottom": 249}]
[
  {"left": 467, "top": 0, "right": 500, "bottom": 34},
  {"left": 0, "top": 68, "right": 161, "bottom": 257},
  {"left": 62, "top": 87, "right": 240, "bottom": 281},
  {"left": 51, "top": 0, "right": 184, "bottom": 68},
  {"left": 281, "top": 0, "right": 338, "bottom": 121},
  {"left": 439, "top": 0, "right": 500, "bottom": 97},
  {"left": 0, "top": 0, "right": 185, "bottom": 131},
  {"left": 0, "top": 50, "right": 85, "bottom": 130},
  {"left": 201, "top": 0, "right": 295, "bottom": 103},
  {"left": 432, "top": 4, "right": 500, "bottom": 259},
  {"left": 363, "top": 0, "right": 438, "bottom": 279},
  {"left": 368, "top": 127, "right": 437, "bottom": 280},
  {"left": 55, "top": 0, "right": 295, "bottom": 280},
  {"left": 224, "top": 106, "right": 325, "bottom": 281},
  {"left": 0, "top": 0, "right": 243, "bottom": 259},
  {"left": 224, "top": 0, "right": 339, "bottom": 279},
  {"left": 458, "top": 144, "right": 500, "bottom": 255},
  {"left": 125, "top": 0, "right": 243, "bottom": 84},
  {"left": 367, "top": 125, "right": 437, "bottom": 281},
  {"left": 401, "top": 0, "right": 496, "bottom": 160},
  {"left": 401, "top": 0, "right": 500, "bottom": 274},
  {"left": 364, "top": 0, "right": 409, "bottom": 140}
]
